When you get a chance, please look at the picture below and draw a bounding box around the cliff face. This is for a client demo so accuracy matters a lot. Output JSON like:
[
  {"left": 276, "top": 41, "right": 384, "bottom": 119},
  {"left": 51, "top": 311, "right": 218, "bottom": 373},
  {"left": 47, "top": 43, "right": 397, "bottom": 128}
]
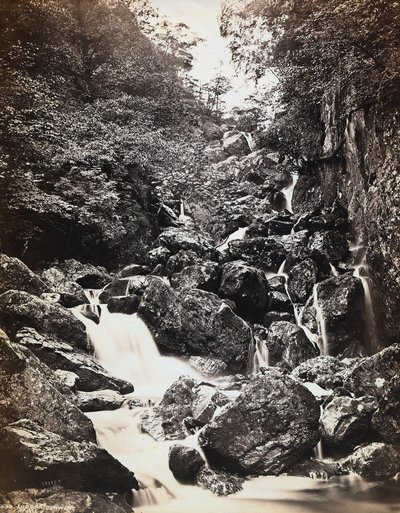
[{"left": 294, "top": 99, "right": 400, "bottom": 343}]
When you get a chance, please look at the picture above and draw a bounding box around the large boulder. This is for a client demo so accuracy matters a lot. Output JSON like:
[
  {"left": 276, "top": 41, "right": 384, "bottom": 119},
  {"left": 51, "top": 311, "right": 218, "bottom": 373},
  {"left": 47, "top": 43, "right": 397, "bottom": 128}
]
[
  {"left": 320, "top": 396, "right": 378, "bottom": 449},
  {"left": 0, "top": 419, "right": 137, "bottom": 493},
  {"left": 344, "top": 344, "right": 400, "bottom": 398},
  {"left": 15, "top": 328, "right": 133, "bottom": 394},
  {"left": 314, "top": 274, "right": 365, "bottom": 355},
  {"left": 287, "top": 259, "right": 317, "bottom": 304},
  {"left": 258, "top": 322, "right": 319, "bottom": 371},
  {"left": 222, "top": 132, "right": 250, "bottom": 157},
  {"left": 41, "top": 266, "right": 87, "bottom": 307},
  {"left": 168, "top": 445, "right": 205, "bottom": 482},
  {"left": 171, "top": 262, "right": 221, "bottom": 293},
  {"left": 138, "top": 278, "right": 252, "bottom": 369},
  {"left": 226, "top": 237, "right": 286, "bottom": 272},
  {"left": 371, "top": 375, "right": 400, "bottom": 444},
  {"left": 166, "top": 250, "right": 201, "bottom": 275},
  {"left": 308, "top": 231, "right": 349, "bottom": 265},
  {"left": 198, "top": 370, "right": 320, "bottom": 475},
  {"left": 219, "top": 261, "right": 269, "bottom": 320},
  {"left": 75, "top": 390, "right": 126, "bottom": 412},
  {"left": 196, "top": 467, "right": 244, "bottom": 496},
  {"left": 0, "top": 330, "right": 95, "bottom": 442},
  {"left": 0, "top": 253, "right": 49, "bottom": 297},
  {"left": 340, "top": 443, "right": 400, "bottom": 479},
  {"left": 158, "top": 228, "right": 213, "bottom": 256},
  {"left": 0, "top": 290, "right": 87, "bottom": 349},
  {"left": 292, "top": 356, "right": 349, "bottom": 390}
]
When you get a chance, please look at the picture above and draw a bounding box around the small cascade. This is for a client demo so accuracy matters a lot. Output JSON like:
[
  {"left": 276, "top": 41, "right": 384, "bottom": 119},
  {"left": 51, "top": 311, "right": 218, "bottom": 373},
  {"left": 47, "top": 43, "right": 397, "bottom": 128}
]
[
  {"left": 248, "top": 337, "right": 269, "bottom": 374},
  {"left": 351, "top": 246, "right": 378, "bottom": 354},
  {"left": 329, "top": 263, "right": 339, "bottom": 277},
  {"left": 313, "top": 284, "right": 329, "bottom": 355},
  {"left": 281, "top": 173, "right": 299, "bottom": 214},
  {"left": 217, "top": 226, "right": 248, "bottom": 253},
  {"left": 241, "top": 132, "right": 256, "bottom": 152},
  {"left": 178, "top": 199, "right": 191, "bottom": 224},
  {"left": 313, "top": 441, "right": 324, "bottom": 460},
  {"left": 84, "top": 288, "right": 103, "bottom": 306}
]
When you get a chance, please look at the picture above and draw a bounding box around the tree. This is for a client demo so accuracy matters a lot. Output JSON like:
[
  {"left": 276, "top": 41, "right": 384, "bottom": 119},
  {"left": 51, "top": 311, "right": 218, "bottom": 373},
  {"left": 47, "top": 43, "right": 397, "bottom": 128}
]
[{"left": 203, "top": 75, "right": 231, "bottom": 114}]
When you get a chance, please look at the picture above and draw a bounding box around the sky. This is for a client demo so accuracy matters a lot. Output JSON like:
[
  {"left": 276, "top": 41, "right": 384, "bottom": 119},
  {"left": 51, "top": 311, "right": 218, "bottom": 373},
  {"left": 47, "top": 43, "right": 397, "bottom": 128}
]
[{"left": 150, "top": 0, "right": 255, "bottom": 110}]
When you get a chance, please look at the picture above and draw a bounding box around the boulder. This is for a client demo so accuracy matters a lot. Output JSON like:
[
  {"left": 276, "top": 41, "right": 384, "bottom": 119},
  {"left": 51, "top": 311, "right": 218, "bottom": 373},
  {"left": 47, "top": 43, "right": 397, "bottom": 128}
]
[
  {"left": 344, "top": 344, "right": 400, "bottom": 398},
  {"left": 196, "top": 467, "right": 244, "bottom": 496},
  {"left": 260, "top": 321, "right": 319, "bottom": 371},
  {"left": 199, "top": 370, "right": 320, "bottom": 475},
  {"left": 15, "top": 327, "right": 133, "bottom": 394},
  {"left": 268, "top": 291, "right": 292, "bottom": 312},
  {"left": 292, "top": 356, "right": 349, "bottom": 390},
  {"left": 0, "top": 330, "right": 95, "bottom": 442},
  {"left": 166, "top": 250, "right": 201, "bottom": 275},
  {"left": 371, "top": 375, "right": 400, "bottom": 444},
  {"left": 168, "top": 445, "right": 205, "bottom": 482},
  {"left": 263, "top": 311, "right": 295, "bottom": 326},
  {"left": 107, "top": 295, "right": 140, "bottom": 315},
  {"left": 0, "top": 419, "right": 137, "bottom": 493},
  {"left": 219, "top": 261, "right": 269, "bottom": 320},
  {"left": 340, "top": 443, "right": 400, "bottom": 479},
  {"left": 308, "top": 231, "right": 349, "bottom": 265},
  {"left": 222, "top": 133, "right": 250, "bottom": 157},
  {"left": 0, "top": 490, "right": 132, "bottom": 513},
  {"left": 0, "top": 290, "right": 87, "bottom": 349},
  {"left": 320, "top": 396, "right": 378, "bottom": 449},
  {"left": 0, "top": 253, "right": 49, "bottom": 297},
  {"left": 226, "top": 237, "right": 286, "bottom": 272},
  {"left": 202, "top": 121, "right": 225, "bottom": 141},
  {"left": 171, "top": 262, "right": 221, "bottom": 293},
  {"left": 158, "top": 228, "right": 213, "bottom": 256},
  {"left": 287, "top": 259, "right": 317, "bottom": 304},
  {"left": 99, "top": 276, "right": 146, "bottom": 302},
  {"left": 147, "top": 246, "right": 171, "bottom": 267},
  {"left": 54, "top": 369, "right": 80, "bottom": 390},
  {"left": 139, "top": 278, "right": 252, "bottom": 368},
  {"left": 188, "top": 356, "right": 228, "bottom": 377},
  {"left": 41, "top": 267, "right": 90, "bottom": 308},
  {"left": 118, "top": 264, "right": 150, "bottom": 277},
  {"left": 314, "top": 274, "right": 365, "bottom": 355},
  {"left": 75, "top": 390, "right": 126, "bottom": 412},
  {"left": 52, "top": 259, "right": 111, "bottom": 289}
]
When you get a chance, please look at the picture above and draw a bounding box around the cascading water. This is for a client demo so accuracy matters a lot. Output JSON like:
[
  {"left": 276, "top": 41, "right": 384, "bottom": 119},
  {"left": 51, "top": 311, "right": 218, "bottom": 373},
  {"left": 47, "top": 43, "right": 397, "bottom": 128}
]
[
  {"left": 281, "top": 173, "right": 299, "bottom": 214},
  {"left": 240, "top": 132, "right": 256, "bottom": 152},
  {"left": 247, "top": 336, "right": 269, "bottom": 374},
  {"left": 217, "top": 227, "right": 248, "bottom": 253},
  {"left": 178, "top": 199, "right": 191, "bottom": 224},
  {"left": 312, "top": 284, "right": 330, "bottom": 356}
]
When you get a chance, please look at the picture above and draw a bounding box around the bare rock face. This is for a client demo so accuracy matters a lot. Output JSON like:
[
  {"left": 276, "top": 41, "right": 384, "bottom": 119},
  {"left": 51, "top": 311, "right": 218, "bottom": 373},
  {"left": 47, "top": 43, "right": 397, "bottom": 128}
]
[
  {"left": 171, "top": 261, "right": 221, "bottom": 293},
  {"left": 371, "top": 375, "right": 400, "bottom": 444},
  {"left": 0, "top": 290, "right": 87, "bottom": 349},
  {"left": 226, "top": 237, "right": 286, "bottom": 273},
  {"left": 287, "top": 258, "right": 317, "bottom": 304},
  {"left": 158, "top": 227, "right": 214, "bottom": 256},
  {"left": 222, "top": 132, "right": 250, "bottom": 157},
  {"left": 340, "top": 443, "right": 400, "bottom": 479},
  {"left": 168, "top": 445, "right": 205, "bottom": 482},
  {"left": 139, "top": 277, "right": 252, "bottom": 369},
  {"left": 0, "top": 419, "right": 138, "bottom": 493},
  {"left": 292, "top": 356, "right": 349, "bottom": 390},
  {"left": 0, "top": 253, "right": 49, "bottom": 297},
  {"left": 320, "top": 396, "right": 378, "bottom": 449},
  {"left": 0, "top": 330, "right": 95, "bottom": 443},
  {"left": 198, "top": 370, "right": 320, "bottom": 475},
  {"left": 219, "top": 261, "right": 269, "bottom": 320},
  {"left": 308, "top": 231, "right": 349, "bottom": 265}
]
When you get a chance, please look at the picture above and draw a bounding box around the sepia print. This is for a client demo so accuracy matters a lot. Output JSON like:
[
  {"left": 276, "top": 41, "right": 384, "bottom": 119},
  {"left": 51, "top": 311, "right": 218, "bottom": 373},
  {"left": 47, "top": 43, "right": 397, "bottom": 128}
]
[{"left": 0, "top": 0, "right": 399, "bottom": 512}]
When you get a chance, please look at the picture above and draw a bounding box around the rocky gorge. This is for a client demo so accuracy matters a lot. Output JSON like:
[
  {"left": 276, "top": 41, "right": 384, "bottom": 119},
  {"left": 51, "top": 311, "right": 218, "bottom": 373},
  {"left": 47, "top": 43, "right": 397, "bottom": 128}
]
[{"left": 0, "top": 121, "right": 399, "bottom": 513}]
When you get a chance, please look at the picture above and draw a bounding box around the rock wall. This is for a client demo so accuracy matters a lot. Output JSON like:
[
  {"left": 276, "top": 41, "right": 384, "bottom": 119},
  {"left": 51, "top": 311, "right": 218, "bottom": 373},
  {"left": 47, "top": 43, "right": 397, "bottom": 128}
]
[{"left": 294, "top": 99, "right": 400, "bottom": 343}]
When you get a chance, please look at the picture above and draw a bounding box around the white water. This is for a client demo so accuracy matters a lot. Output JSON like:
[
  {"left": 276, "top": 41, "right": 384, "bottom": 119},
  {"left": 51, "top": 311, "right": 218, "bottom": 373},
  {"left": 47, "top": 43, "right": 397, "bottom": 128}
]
[
  {"left": 281, "top": 173, "right": 299, "bottom": 214},
  {"left": 312, "top": 284, "right": 330, "bottom": 356},
  {"left": 240, "top": 132, "right": 256, "bottom": 152},
  {"left": 178, "top": 199, "right": 191, "bottom": 224},
  {"left": 217, "top": 227, "right": 248, "bottom": 253},
  {"left": 248, "top": 336, "right": 269, "bottom": 374}
]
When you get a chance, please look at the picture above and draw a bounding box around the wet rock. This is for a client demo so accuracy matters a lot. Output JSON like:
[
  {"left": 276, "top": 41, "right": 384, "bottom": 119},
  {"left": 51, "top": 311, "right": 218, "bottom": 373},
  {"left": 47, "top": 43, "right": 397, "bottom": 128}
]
[
  {"left": 78, "top": 304, "right": 100, "bottom": 325},
  {"left": 41, "top": 266, "right": 88, "bottom": 307},
  {"left": 0, "top": 419, "right": 137, "bottom": 492},
  {"left": 196, "top": 467, "right": 244, "bottom": 496},
  {"left": 107, "top": 295, "right": 140, "bottom": 315},
  {"left": 269, "top": 291, "right": 292, "bottom": 312},
  {"left": 263, "top": 311, "right": 295, "bottom": 326},
  {"left": 340, "top": 443, "right": 400, "bottom": 479},
  {"left": 139, "top": 278, "right": 252, "bottom": 368},
  {"left": 75, "top": 390, "right": 125, "bottom": 412},
  {"left": 320, "top": 396, "right": 378, "bottom": 449},
  {"left": 168, "top": 445, "right": 205, "bottom": 482},
  {"left": 222, "top": 132, "right": 250, "bottom": 157},
  {"left": 287, "top": 259, "right": 318, "bottom": 304},
  {"left": 289, "top": 458, "right": 339, "bottom": 479},
  {"left": 308, "top": 231, "right": 349, "bottom": 265},
  {"left": 54, "top": 369, "right": 80, "bottom": 390},
  {"left": 171, "top": 262, "right": 221, "bottom": 293},
  {"left": 314, "top": 274, "right": 365, "bottom": 355},
  {"left": 0, "top": 290, "right": 87, "bottom": 349},
  {"left": 166, "top": 250, "right": 201, "bottom": 275},
  {"left": 158, "top": 228, "right": 213, "bottom": 256},
  {"left": 292, "top": 174, "right": 322, "bottom": 214},
  {"left": 0, "top": 330, "right": 95, "bottom": 442},
  {"left": 292, "top": 356, "right": 349, "bottom": 390},
  {"left": 371, "top": 375, "right": 400, "bottom": 443},
  {"left": 268, "top": 275, "right": 287, "bottom": 293},
  {"left": 0, "top": 253, "right": 49, "bottom": 297},
  {"left": 147, "top": 246, "right": 171, "bottom": 267},
  {"left": 203, "top": 120, "right": 225, "bottom": 141},
  {"left": 0, "top": 489, "right": 132, "bottom": 513},
  {"left": 53, "top": 259, "right": 111, "bottom": 289},
  {"left": 188, "top": 356, "right": 228, "bottom": 376},
  {"left": 15, "top": 327, "right": 133, "bottom": 394},
  {"left": 192, "top": 384, "right": 229, "bottom": 425},
  {"left": 99, "top": 276, "right": 146, "bottom": 302},
  {"left": 219, "top": 261, "right": 269, "bottom": 320},
  {"left": 260, "top": 321, "right": 319, "bottom": 371},
  {"left": 344, "top": 344, "right": 400, "bottom": 398},
  {"left": 118, "top": 264, "right": 150, "bottom": 277},
  {"left": 199, "top": 370, "right": 320, "bottom": 475},
  {"left": 226, "top": 237, "right": 286, "bottom": 272}
]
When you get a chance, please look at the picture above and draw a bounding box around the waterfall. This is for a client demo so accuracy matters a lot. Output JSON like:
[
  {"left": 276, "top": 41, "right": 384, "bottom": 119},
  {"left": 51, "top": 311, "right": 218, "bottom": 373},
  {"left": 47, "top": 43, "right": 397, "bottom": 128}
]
[
  {"left": 281, "top": 173, "right": 299, "bottom": 214},
  {"left": 248, "top": 336, "right": 269, "bottom": 374},
  {"left": 217, "top": 227, "right": 248, "bottom": 253},
  {"left": 178, "top": 199, "right": 191, "bottom": 224},
  {"left": 312, "top": 284, "right": 329, "bottom": 355},
  {"left": 240, "top": 132, "right": 256, "bottom": 152},
  {"left": 351, "top": 246, "right": 378, "bottom": 354}
]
